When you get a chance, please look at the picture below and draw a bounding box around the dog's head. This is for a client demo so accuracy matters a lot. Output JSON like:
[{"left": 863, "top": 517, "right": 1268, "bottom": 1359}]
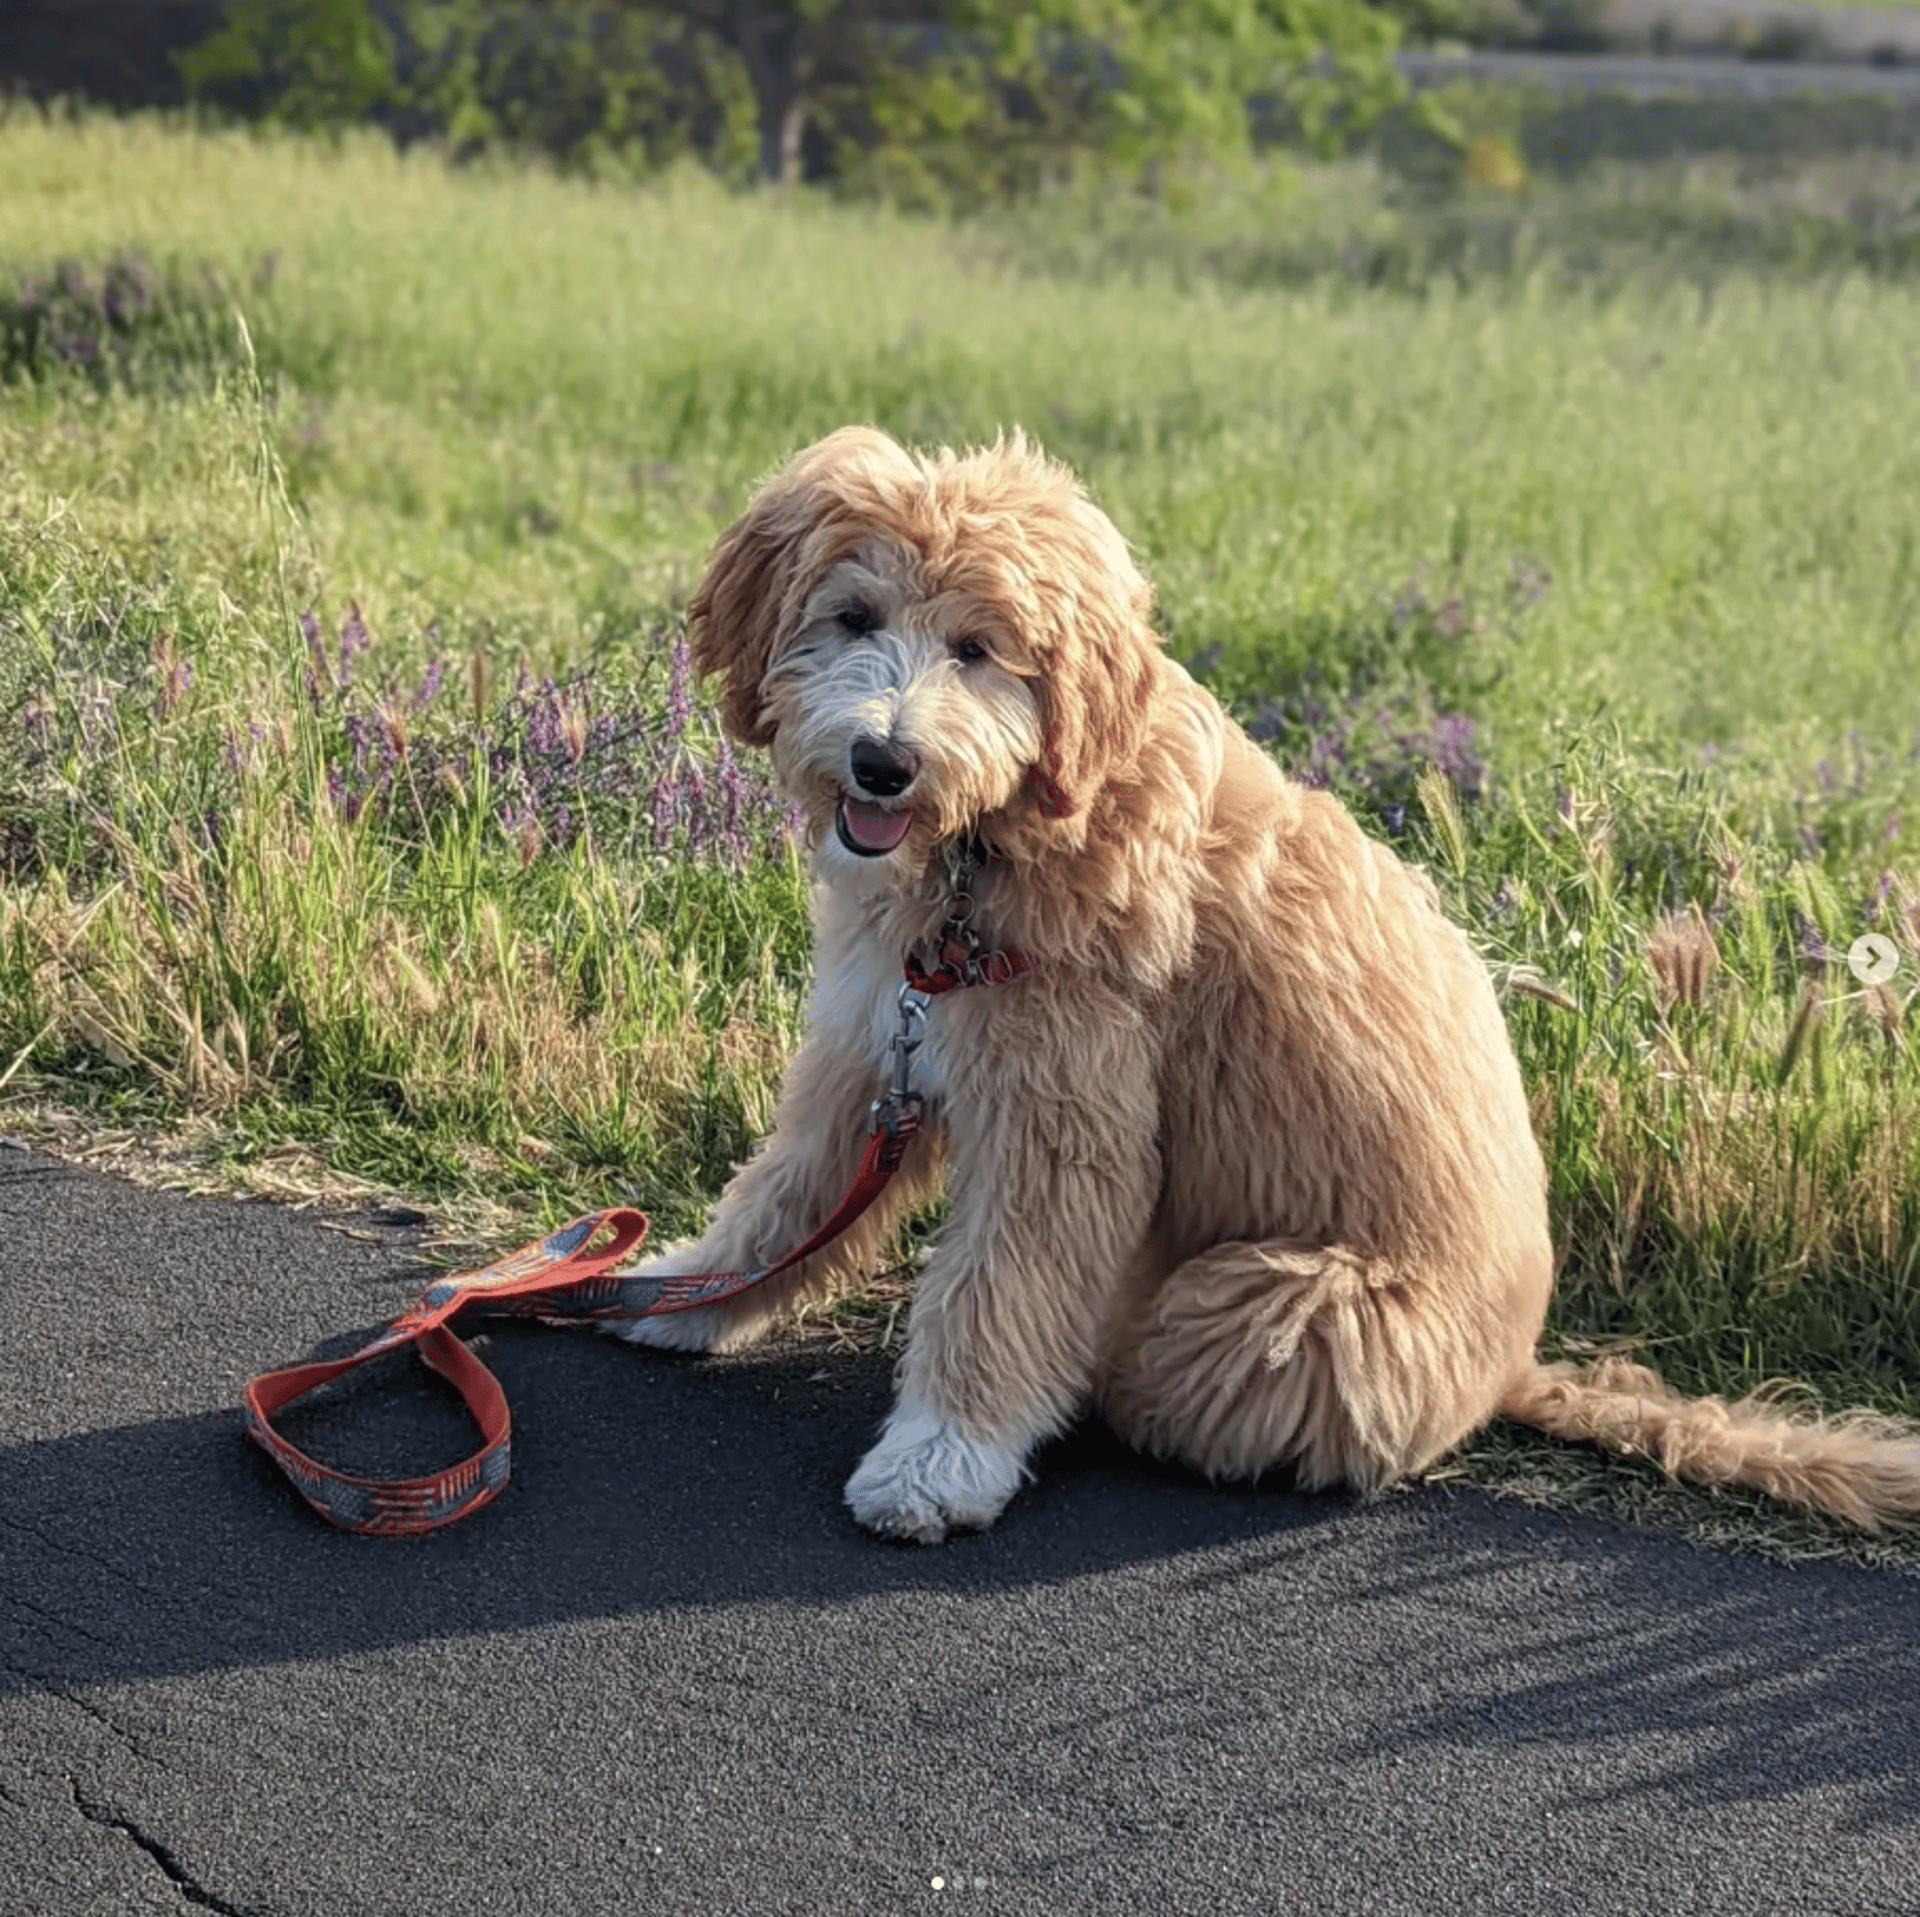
[{"left": 686, "top": 425, "right": 1161, "bottom": 883}]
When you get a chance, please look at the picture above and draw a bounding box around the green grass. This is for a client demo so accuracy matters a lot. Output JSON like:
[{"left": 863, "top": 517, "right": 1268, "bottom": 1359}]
[{"left": 3, "top": 110, "right": 1919, "bottom": 1560}]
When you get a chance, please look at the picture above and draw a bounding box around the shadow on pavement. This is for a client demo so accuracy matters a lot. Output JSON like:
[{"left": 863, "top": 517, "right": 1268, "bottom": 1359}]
[{"left": 4, "top": 1146, "right": 1918, "bottom": 1844}]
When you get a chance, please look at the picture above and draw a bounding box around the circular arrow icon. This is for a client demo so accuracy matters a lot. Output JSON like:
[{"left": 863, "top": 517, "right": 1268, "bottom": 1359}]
[{"left": 1848, "top": 934, "right": 1900, "bottom": 987}]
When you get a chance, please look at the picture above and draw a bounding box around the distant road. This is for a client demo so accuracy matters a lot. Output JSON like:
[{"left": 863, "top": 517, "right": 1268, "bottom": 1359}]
[
  {"left": 1402, "top": 46, "right": 1920, "bottom": 98},
  {"left": 1603, "top": 0, "right": 1920, "bottom": 58}
]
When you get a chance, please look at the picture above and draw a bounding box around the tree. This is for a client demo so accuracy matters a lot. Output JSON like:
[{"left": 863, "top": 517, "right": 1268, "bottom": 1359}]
[
  {"left": 179, "top": 0, "right": 407, "bottom": 127},
  {"left": 179, "top": 0, "right": 1412, "bottom": 199}
]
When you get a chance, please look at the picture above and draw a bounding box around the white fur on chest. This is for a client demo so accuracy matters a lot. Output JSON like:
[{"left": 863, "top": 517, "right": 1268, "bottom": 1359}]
[{"left": 812, "top": 929, "right": 952, "bottom": 1106}]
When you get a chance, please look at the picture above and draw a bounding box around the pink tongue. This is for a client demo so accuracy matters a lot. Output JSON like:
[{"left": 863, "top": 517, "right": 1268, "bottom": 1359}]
[{"left": 841, "top": 798, "right": 913, "bottom": 852}]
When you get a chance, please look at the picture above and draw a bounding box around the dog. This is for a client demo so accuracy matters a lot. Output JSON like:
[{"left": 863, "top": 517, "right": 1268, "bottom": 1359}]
[{"left": 612, "top": 424, "right": 1920, "bottom": 1542}]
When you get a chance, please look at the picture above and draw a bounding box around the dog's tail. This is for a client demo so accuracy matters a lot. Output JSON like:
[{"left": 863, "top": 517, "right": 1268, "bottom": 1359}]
[{"left": 1498, "top": 1357, "right": 1920, "bottom": 1529}]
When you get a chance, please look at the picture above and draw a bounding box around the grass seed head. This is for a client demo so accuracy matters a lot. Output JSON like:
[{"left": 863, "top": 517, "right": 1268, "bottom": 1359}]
[
  {"left": 1861, "top": 983, "right": 1904, "bottom": 1040},
  {"left": 1778, "top": 977, "right": 1825, "bottom": 1084},
  {"left": 1415, "top": 765, "right": 1469, "bottom": 879},
  {"left": 1897, "top": 881, "right": 1920, "bottom": 955},
  {"left": 1647, "top": 903, "right": 1721, "bottom": 1012}
]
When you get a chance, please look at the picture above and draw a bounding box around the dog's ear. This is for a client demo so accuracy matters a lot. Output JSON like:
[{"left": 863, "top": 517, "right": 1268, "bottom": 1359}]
[
  {"left": 683, "top": 466, "right": 815, "bottom": 750},
  {"left": 686, "top": 427, "right": 915, "bottom": 749},
  {"left": 1027, "top": 501, "right": 1162, "bottom": 821}
]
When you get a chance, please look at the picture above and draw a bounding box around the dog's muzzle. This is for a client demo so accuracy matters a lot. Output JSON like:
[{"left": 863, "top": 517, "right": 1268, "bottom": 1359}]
[
  {"left": 838, "top": 735, "right": 919, "bottom": 855},
  {"left": 836, "top": 796, "right": 913, "bottom": 856}
]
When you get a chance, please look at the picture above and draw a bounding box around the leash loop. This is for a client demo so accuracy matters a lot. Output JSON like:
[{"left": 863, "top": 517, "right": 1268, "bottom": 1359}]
[{"left": 244, "top": 943, "right": 1033, "bottom": 1536}]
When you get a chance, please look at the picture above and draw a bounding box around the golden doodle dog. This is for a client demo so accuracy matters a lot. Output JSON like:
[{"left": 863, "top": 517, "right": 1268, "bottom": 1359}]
[{"left": 613, "top": 424, "right": 1920, "bottom": 1543}]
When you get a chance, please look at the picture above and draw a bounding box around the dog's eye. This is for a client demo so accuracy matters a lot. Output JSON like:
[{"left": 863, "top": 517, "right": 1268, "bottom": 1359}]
[
  {"left": 953, "top": 637, "right": 988, "bottom": 663},
  {"left": 838, "top": 603, "right": 881, "bottom": 635}
]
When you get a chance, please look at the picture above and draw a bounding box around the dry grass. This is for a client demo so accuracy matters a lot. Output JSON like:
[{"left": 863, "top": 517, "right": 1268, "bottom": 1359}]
[{"left": 3, "top": 116, "right": 1919, "bottom": 1553}]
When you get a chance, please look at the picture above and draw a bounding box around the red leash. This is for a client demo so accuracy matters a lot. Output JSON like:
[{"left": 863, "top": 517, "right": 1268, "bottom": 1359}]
[{"left": 243, "top": 947, "right": 1031, "bottom": 1535}]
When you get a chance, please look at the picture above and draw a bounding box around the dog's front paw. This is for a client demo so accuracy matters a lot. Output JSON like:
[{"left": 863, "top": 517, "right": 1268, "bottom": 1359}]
[
  {"left": 604, "top": 1303, "right": 728, "bottom": 1353},
  {"left": 597, "top": 1243, "right": 730, "bottom": 1352},
  {"left": 844, "top": 1409, "right": 1029, "bottom": 1544}
]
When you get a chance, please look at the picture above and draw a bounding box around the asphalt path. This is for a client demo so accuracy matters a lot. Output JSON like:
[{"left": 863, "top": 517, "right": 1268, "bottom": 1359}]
[{"left": 3, "top": 1141, "right": 1918, "bottom": 1916}]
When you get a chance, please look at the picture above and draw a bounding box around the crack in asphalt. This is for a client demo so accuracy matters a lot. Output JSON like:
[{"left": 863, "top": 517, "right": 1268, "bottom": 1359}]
[
  {"left": 66, "top": 1775, "right": 251, "bottom": 1916},
  {"left": 3, "top": 1639, "right": 170, "bottom": 1769},
  {"left": 0, "top": 1505, "right": 200, "bottom": 1605},
  {"left": 11, "top": 1586, "right": 119, "bottom": 1651}
]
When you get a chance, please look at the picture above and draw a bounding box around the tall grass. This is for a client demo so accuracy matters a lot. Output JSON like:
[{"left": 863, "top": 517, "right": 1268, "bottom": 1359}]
[{"left": 2, "top": 111, "right": 1918, "bottom": 1543}]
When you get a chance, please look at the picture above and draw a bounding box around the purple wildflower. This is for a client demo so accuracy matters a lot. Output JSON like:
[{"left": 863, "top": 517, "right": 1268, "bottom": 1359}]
[
  {"left": 326, "top": 763, "right": 362, "bottom": 823},
  {"left": 715, "top": 734, "right": 751, "bottom": 868},
  {"left": 649, "top": 767, "right": 686, "bottom": 851},
  {"left": 1795, "top": 913, "right": 1834, "bottom": 967},
  {"left": 526, "top": 678, "right": 560, "bottom": 760},
  {"left": 1428, "top": 712, "right": 1486, "bottom": 797},
  {"left": 682, "top": 758, "right": 709, "bottom": 855},
  {"left": 665, "top": 629, "right": 694, "bottom": 744},
  {"left": 299, "top": 608, "right": 331, "bottom": 705},
  {"left": 339, "top": 604, "right": 372, "bottom": 689}
]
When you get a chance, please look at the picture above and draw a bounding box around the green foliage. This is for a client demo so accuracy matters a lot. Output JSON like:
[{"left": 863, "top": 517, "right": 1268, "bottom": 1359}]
[
  {"left": 177, "top": 0, "right": 404, "bottom": 125},
  {"left": 176, "top": 0, "right": 1408, "bottom": 201}
]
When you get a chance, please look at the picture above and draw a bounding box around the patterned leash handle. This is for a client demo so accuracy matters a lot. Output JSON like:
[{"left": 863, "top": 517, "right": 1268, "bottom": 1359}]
[
  {"left": 243, "top": 1209, "right": 651, "bottom": 1536},
  {"left": 244, "top": 943, "right": 1032, "bottom": 1537},
  {"left": 242, "top": 1113, "right": 924, "bottom": 1536}
]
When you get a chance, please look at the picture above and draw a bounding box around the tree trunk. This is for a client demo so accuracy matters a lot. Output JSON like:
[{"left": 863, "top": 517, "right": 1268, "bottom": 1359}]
[
  {"left": 772, "top": 88, "right": 809, "bottom": 186},
  {"left": 730, "top": 4, "right": 809, "bottom": 186}
]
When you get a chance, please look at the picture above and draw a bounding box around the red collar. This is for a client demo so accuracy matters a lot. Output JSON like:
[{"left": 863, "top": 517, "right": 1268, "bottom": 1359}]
[{"left": 903, "top": 945, "right": 1036, "bottom": 995}]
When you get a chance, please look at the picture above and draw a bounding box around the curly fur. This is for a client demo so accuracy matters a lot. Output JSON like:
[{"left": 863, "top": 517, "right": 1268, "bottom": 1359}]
[{"left": 616, "top": 423, "right": 1920, "bottom": 1542}]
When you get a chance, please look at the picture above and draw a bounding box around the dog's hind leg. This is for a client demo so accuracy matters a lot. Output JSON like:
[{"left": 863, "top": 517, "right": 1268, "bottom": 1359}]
[{"left": 1096, "top": 1240, "right": 1533, "bottom": 1494}]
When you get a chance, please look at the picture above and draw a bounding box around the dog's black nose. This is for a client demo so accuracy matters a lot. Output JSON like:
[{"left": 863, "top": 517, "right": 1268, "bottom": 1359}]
[{"left": 850, "top": 736, "right": 918, "bottom": 798}]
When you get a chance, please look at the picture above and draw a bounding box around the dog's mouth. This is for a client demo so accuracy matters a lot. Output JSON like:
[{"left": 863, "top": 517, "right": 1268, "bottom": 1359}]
[{"left": 835, "top": 796, "right": 915, "bottom": 858}]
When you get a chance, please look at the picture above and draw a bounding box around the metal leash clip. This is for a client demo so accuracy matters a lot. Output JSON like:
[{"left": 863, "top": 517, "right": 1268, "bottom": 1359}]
[{"left": 872, "top": 979, "right": 931, "bottom": 1138}]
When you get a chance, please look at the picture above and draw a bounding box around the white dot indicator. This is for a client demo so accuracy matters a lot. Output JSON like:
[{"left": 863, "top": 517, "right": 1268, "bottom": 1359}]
[{"left": 1850, "top": 934, "right": 1900, "bottom": 986}]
